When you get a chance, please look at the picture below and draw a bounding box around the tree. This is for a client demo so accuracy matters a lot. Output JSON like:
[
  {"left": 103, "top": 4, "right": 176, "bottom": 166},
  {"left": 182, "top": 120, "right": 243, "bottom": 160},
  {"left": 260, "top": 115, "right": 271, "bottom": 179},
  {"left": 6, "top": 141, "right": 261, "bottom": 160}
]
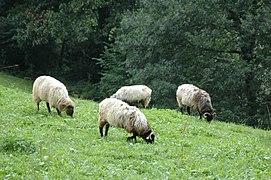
[
  {"left": 2, "top": 0, "right": 109, "bottom": 81},
  {"left": 99, "top": 0, "right": 271, "bottom": 128}
]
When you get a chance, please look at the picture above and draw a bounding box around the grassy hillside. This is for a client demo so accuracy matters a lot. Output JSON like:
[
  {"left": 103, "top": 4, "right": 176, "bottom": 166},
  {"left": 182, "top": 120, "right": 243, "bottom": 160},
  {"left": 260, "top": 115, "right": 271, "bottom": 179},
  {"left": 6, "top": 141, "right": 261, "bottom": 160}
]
[{"left": 0, "top": 72, "right": 270, "bottom": 179}]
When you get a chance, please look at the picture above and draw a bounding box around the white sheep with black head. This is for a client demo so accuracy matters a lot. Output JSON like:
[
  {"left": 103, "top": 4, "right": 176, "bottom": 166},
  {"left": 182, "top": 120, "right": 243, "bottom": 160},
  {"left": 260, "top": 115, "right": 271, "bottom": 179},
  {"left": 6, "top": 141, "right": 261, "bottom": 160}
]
[
  {"left": 32, "top": 75, "right": 75, "bottom": 116},
  {"left": 176, "top": 84, "right": 215, "bottom": 122},
  {"left": 110, "top": 85, "right": 152, "bottom": 108},
  {"left": 98, "top": 98, "right": 155, "bottom": 143}
]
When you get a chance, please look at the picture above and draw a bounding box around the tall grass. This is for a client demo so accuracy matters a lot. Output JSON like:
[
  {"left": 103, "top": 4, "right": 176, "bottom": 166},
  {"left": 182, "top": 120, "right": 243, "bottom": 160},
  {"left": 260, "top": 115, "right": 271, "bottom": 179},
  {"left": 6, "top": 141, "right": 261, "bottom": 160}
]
[{"left": 0, "top": 72, "right": 270, "bottom": 179}]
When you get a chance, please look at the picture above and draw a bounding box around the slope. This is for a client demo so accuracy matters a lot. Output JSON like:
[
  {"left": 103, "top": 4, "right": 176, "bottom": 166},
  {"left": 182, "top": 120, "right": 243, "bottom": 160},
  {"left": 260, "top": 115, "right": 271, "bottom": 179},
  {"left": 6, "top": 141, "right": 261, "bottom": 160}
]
[{"left": 0, "top": 72, "right": 270, "bottom": 179}]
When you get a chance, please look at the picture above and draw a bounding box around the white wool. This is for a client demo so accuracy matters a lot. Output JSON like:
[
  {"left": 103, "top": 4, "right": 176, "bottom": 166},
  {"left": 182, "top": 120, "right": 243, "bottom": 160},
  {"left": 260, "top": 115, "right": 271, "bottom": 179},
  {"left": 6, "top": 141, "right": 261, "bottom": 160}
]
[
  {"left": 111, "top": 85, "right": 152, "bottom": 108},
  {"left": 176, "top": 84, "right": 215, "bottom": 122},
  {"left": 176, "top": 84, "right": 199, "bottom": 109},
  {"left": 99, "top": 98, "right": 151, "bottom": 136},
  {"left": 32, "top": 75, "right": 74, "bottom": 112}
]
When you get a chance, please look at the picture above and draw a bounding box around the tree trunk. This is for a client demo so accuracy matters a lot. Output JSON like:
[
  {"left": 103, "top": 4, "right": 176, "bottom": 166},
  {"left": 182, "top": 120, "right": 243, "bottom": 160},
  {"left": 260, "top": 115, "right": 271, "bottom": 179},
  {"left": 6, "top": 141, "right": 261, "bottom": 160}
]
[
  {"left": 226, "top": 0, "right": 259, "bottom": 126},
  {"left": 240, "top": 0, "right": 259, "bottom": 126}
]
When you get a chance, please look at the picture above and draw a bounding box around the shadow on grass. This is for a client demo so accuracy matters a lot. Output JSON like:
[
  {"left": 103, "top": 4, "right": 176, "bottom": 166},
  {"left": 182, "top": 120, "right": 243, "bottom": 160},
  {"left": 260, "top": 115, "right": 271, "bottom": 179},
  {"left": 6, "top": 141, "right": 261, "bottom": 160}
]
[{"left": 1, "top": 136, "right": 36, "bottom": 155}]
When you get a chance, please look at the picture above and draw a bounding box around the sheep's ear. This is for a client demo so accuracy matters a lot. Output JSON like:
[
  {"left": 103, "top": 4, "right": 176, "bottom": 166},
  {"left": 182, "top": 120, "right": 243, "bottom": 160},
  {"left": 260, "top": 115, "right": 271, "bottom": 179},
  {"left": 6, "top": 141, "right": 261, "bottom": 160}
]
[{"left": 67, "top": 105, "right": 73, "bottom": 110}]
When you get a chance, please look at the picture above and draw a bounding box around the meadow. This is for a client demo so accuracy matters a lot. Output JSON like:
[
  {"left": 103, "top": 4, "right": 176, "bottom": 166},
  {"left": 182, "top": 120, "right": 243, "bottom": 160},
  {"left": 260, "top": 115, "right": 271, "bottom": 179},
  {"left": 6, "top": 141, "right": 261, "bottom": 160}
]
[{"left": 0, "top": 72, "right": 270, "bottom": 179}]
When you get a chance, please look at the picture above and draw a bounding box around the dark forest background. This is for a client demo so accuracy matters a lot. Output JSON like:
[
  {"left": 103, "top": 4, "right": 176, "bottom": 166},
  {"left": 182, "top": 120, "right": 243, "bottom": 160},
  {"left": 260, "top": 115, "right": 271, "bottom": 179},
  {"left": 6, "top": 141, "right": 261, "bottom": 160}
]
[{"left": 1, "top": 0, "right": 271, "bottom": 129}]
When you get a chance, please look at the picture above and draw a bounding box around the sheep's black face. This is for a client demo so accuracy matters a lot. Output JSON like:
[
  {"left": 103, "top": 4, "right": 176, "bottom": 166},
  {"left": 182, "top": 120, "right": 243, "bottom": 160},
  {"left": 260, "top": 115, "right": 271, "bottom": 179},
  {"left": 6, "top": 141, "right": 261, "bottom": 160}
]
[
  {"left": 206, "top": 114, "right": 213, "bottom": 122},
  {"left": 66, "top": 106, "right": 74, "bottom": 117},
  {"left": 203, "top": 112, "right": 215, "bottom": 122},
  {"left": 144, "top": 132, "right": 155, "bottom": 144}
]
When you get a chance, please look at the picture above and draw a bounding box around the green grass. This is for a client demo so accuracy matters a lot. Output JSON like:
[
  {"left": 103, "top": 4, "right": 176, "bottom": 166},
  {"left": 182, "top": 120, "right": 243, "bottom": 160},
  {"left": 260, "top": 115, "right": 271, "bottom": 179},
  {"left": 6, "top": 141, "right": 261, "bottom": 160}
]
[{"left": 0, "top": 72, "right": 270, "bottom": 179}]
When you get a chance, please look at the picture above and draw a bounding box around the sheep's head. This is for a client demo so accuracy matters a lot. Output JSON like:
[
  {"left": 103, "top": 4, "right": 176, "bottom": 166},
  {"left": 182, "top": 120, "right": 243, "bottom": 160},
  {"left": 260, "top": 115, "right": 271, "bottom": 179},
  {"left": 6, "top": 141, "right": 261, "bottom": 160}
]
[
  {"left": 66, "top": 105, "right": 74, "bottom": 117},
  {"left": 143, "top": 131, "right": 155, "bottom": 144},
  {"left": 203, "top": 111, "right": 216, "bottom": 122},
  {"left": 59, "top": 97, "right": 74, "bottom": 117}
]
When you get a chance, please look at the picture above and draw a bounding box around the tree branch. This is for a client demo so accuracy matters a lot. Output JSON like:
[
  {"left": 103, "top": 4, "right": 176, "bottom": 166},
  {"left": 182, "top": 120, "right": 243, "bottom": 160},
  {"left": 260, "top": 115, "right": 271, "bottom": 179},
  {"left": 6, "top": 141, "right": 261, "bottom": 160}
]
[{"left": 201, "top": 47, "right": 241, "bottom": 54}]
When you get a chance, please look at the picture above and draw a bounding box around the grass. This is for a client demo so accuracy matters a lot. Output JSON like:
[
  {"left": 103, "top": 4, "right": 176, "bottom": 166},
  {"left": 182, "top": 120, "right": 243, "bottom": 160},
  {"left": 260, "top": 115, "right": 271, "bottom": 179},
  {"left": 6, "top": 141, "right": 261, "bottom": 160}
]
[{"left": 0, "top": 72, "right": 270, "bottom": 179}]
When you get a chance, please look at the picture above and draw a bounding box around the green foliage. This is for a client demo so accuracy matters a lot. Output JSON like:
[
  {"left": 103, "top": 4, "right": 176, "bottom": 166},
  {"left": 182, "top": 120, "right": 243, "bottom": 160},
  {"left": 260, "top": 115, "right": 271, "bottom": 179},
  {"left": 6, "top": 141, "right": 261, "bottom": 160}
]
[
  {"left": 99, "top": 0, "right": 271, "bottom": 129},
  {"left": 1, "top": 0, "right": 111, "bottom": 81},
  {"left": 97, "top": 43, "right": 129, "bottom": 99},
  {"left": 0, "top": 15, "right": 24, "bottom": 68},
  {"left": 0, "top": 73, "right": 270, "bottom": 179},
  {"left": 68, "top": 80, "right": 100, "bottom": 100},
  {"left": 1, "top": 0, "right": 271, "bottom": 129}
]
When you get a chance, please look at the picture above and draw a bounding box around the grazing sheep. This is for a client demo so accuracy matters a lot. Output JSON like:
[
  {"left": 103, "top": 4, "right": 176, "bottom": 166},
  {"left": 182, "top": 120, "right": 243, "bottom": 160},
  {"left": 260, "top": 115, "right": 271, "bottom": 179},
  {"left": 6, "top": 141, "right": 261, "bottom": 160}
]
[
  {"left": 32, "top": 75, "right": 74, "bottom": 117},
  {"left": 176, "top": 84, "right": 215, "bottom": 122},
  {"left": 98, "top": 98, "right": 155, "bottom": 143},
  {"left": 110, "top": 85, "right": 152, "bottom": 108}
]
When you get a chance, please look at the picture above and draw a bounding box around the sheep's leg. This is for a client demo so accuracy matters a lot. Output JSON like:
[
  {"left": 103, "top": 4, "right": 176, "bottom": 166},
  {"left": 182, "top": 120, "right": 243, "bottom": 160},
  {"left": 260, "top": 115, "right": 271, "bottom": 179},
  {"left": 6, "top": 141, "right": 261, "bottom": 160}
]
[
  {"left": 197, "top": 109, "right": 203, "bottom": 119},
  {"left": 99, "top": 117, "right": 107, "bottom": 137},
  {"left": 56, "top": 109, "right": 61, "bottom": 116},
  {"left": 140, "top": 100, "right": 145, "bottom": 108},
  {"left": 99, "top": 123, "right": 106, "bottom": 137},
  {"left": 105, "top": 124, "right": 110, "bottom": 136},
  {"left": 46, "top": 102, "right": 51, "bottom": 113},
  {"left": 144, "top": 97, "right": 151, "bottom": 108},
  {"left": 180, "top": 107, "right": 184, "bottom": 113},
  {"left": 187, "top": 107, "right": 191, "bottom": 115},
  {"left": 199, "top": 113, "right": 203, "bottom": 119},
  {"left": 99, "top": 126, "right": 104, "bottom": 137},
  {"left": 177, "top": 98, "right": 183, "bottom": 113},
  {"left": 127, "top": 133, "right": 137, "bottom": 143},
  {"left": 179, "top": 103, "right": 183, "bottom": 113},
  {"left": 141, "top": 99, "right": 149, "bottom": 108},
  {"left": 134, "top": 136, "right": 137, "bottom": 143},
  {"left": 37, "top": 102, "right": 40, "bottom": 111}
]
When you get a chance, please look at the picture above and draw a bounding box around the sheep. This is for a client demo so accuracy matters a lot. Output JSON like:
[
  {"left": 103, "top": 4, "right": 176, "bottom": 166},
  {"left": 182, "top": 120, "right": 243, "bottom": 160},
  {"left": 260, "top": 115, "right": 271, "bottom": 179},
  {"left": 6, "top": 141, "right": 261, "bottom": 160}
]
[
  {"left": 176, "top": 84, "right": 215, "bottom": 122},
  {"left": 98, "top": 98, "right": 155, "bottom": 143},
  {"left": 110, "top": 85, "right": 152, "bottom": 108},
  {"left": 32, "top": 75, "right": 75, "bottom": 117}
]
